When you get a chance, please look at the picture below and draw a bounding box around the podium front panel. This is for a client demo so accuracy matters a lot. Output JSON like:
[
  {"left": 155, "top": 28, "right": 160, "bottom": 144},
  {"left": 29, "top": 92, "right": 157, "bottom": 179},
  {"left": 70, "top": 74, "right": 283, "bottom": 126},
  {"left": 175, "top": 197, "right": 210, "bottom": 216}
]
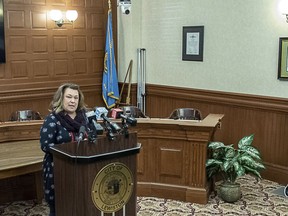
[{"left": 51, "top": 132, "right": 140, "bottom": 216}]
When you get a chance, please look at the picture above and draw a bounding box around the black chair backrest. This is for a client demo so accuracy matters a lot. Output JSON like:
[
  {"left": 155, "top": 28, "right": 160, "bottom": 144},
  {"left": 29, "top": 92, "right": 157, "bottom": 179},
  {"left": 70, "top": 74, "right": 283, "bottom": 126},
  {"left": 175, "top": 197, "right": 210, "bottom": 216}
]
[
  {"left": 168, "top": 108, "right": 202, "bottom": 120},
  {"left": 9, "top": 110, "right": 42, "bottom": 121},
  {"left": 120, "top": 106, "right": 148, "bottom": 118}
]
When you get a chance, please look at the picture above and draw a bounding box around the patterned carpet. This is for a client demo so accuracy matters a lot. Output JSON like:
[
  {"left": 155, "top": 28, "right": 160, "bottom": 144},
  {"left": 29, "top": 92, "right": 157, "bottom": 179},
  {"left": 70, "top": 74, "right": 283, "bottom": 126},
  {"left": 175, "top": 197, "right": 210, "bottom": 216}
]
[{"left": 0, "top": 175, "right": 287, "bottom": 216}]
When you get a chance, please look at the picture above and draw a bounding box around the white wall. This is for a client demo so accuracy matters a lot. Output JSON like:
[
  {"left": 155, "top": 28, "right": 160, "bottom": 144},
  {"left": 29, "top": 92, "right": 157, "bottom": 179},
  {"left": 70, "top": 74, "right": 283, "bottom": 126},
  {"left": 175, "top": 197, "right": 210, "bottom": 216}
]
[{"left": 117, "top": 0, "right": 288, "bottom": 98}]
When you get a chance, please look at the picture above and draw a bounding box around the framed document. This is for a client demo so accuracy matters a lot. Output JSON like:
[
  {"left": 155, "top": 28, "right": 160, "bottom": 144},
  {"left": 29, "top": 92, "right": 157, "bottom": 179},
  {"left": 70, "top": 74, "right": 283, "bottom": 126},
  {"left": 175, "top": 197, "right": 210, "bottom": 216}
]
[
  {"left": 278, "top": 37, "right": 288, "bottom": 80},
  {"left": 0, "top": 0, "right": 5, "bottom": 63},
  {"left": 182, "top": 26, "right": 204, "bottom": 61}
]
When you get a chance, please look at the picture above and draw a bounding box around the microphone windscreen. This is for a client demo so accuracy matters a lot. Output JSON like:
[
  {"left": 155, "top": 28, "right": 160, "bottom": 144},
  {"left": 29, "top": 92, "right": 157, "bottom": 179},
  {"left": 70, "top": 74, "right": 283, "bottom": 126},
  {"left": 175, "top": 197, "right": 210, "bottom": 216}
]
[
  {"left": 79, "top": 125, "right": 86, "bottom": 134},
  {"left": 95, "top": 107, "right": 108, "bottom": 120},
  {"left": 85, "top": 110, "right": 95, "bottom": 119},
  {"left": 111, "top": 108, "right": 123, "bottom": 119},
  {"left": 78, "top": 125, "right": 86, "bottom": 141}
]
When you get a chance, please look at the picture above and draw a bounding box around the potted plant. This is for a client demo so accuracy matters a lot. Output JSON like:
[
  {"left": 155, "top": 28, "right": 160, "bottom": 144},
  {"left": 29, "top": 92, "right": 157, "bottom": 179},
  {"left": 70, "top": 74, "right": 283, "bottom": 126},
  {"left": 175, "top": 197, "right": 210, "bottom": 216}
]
[{"left": 206, "top": 134, "right": 265, "bottom": 202}]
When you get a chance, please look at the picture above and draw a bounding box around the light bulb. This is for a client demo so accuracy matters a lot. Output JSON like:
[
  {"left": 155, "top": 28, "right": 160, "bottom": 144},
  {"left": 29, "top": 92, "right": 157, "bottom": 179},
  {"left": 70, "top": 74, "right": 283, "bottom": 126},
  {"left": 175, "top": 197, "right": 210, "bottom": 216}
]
[
  {"left": 279, "top": 0, "right": 288, "bottom": 15},
  {"left": 66, "top": 10, "right": 78, "bottom": 22},
  {"left": 49, "top": 10, "right": 62, "bottom": 21}
]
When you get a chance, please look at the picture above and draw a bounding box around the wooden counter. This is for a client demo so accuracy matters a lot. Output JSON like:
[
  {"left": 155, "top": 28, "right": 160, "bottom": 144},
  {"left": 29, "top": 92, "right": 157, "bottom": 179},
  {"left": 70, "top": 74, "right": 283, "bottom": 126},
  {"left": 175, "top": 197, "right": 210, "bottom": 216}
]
[
  {"left": 0, "top": 114, "right": 223, "bottom": 204},
  {"left": 0, "top": 121, "right": 44, "bottom": 203},
  {"left": 131, "top": 114, "right": 224, "bottom": 204},
  {"left": 0, "top": 140, "right": 43, "bottom": 179},
  {"left": 0, "top": 120, "right": 42, "bottom": 142}
]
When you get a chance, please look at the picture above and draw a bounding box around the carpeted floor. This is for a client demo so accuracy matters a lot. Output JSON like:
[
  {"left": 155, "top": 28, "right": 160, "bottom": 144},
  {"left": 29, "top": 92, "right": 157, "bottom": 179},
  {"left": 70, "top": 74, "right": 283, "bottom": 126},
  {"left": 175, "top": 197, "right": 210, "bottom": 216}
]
[{"left": 0, "top": 175, "right": 287, "bottom": 216}]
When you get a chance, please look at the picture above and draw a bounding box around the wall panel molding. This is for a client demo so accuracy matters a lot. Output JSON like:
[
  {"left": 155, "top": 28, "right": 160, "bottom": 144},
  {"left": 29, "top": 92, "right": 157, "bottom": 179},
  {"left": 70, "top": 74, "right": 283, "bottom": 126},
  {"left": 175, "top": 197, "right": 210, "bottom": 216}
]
[{"left": 147, "top": 84, "right": 288, "bottom": 114}]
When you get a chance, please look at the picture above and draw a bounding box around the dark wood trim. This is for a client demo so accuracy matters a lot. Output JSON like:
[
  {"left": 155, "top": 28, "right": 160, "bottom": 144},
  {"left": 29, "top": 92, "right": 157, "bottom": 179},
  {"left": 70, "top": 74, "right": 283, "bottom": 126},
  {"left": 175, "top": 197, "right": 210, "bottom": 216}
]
[{"left": 146, "top": 84, "right": 288, "bottom": 113}]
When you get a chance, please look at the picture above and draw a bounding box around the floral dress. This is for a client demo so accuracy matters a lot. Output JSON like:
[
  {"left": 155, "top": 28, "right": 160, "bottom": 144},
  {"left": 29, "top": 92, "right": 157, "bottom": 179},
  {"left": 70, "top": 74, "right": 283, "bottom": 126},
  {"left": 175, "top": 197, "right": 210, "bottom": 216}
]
[{"left": 40, "top": 113, "right": 74, "bottom": 206}]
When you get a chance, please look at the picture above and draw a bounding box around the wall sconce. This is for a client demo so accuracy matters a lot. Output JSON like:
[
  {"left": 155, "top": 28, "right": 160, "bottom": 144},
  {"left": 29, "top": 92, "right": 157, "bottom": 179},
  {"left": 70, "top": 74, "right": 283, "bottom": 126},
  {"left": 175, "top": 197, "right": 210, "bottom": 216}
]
[
  {"left": 50, "top": 10, "right": 78, "bottom": 27},
  {"left": 279, "top": 0, "right": 288, "bottom": 23}
]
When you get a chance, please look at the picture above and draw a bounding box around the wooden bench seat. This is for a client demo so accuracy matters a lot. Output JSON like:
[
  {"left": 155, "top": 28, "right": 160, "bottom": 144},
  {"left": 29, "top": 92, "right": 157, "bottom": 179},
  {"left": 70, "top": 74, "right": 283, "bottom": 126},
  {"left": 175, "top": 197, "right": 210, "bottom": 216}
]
[
  {"left": 0, "top": 121, "right": 44, "bottom": 203},
  {"left": 0, "top": 140, "right": 43, "bottom": 178}
]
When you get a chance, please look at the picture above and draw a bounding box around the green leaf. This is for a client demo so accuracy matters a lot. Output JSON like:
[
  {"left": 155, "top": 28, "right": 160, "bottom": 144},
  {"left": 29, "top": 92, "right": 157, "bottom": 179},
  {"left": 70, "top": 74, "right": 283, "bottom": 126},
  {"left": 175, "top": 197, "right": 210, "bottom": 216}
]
[
  {"left": 236, "top": 164, "right": 245, "bottom": 177},
  {"left": 206, "top": 159, "right": 222, "bottom": 167},
  {"left": 232, "top": 160, "right": 245, "bottom": 179},
  {"left": 253, "top": 161, "right": 266, "bottom": 169},
  {"left": 240, "top": 155, "right": 265, "bottom": 170},
  {"left": 240, "top": 146, "right": 261, "bottom": 159},
  {"left": 208, "top": 142, "right": 225, "bottom": 149},
  {"left": 233, "top": 161, "right": 240, "bottom": 170},
  {"left": 223, "top": 160, "right": 233, "bottom": 172},
  {"left": 243, "top": 165, "right": 262, "bottom": 179},
  {"left": 212, "top": 151, "right": 220, "bottom": 159},
  {"left": 238, "top": 134, "right": 254, "bottom": 149},
  {"left": 239, "top": 154, "right": 256, "bottom": 166},
  {"left": 225, "top": 148, "right": 236, "bottom": 158}
]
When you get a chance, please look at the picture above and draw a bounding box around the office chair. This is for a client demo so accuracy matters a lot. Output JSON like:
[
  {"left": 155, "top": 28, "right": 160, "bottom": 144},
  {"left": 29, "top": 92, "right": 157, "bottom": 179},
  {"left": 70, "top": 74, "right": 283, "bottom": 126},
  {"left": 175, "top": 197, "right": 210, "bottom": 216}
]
[
  {"left": 120, "top": 106, "right": 148, "bottom": 118},
  {"left": 168, "top": 108, "right": 202, "bottom": 120},
  {"left": 9, "top": 110, "right": 42, "bottom": 121}
]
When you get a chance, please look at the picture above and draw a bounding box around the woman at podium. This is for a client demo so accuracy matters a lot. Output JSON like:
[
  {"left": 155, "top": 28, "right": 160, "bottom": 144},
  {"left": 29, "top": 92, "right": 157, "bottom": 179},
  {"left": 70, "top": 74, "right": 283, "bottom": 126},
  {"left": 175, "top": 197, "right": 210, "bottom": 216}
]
[{"left": 40, "top": 83, "right": 88, "bottom": 216}]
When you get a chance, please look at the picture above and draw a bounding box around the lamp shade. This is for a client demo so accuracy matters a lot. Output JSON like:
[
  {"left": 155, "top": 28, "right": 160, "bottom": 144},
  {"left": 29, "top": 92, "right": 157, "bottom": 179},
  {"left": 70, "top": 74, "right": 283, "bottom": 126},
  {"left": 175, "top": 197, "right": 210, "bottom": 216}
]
[
  {"left": 66, "top": 10, "right": 78, "bottom": 22},
  {"left": 279, "top": 0, "right": 288, "bottom": 14},
  {"left": 49, "top": 10, "right": 62, "bottom": 21}
]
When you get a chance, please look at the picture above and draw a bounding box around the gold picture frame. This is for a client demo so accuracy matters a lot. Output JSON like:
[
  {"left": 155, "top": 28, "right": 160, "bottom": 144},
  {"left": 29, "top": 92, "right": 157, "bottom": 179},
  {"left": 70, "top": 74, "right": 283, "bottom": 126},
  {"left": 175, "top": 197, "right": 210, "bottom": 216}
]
[{"left": 278, "top": 37, "right": 288, "bottom": 80}]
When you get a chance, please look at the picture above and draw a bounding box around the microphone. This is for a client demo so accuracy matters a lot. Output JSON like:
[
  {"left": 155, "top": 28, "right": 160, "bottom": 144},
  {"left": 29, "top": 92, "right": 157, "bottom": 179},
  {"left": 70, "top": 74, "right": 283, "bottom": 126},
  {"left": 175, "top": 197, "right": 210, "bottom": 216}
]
[
  {"left": 85, "top": 110, "right": 104, "bottom": 135},
  {"left": 95, "top": 107, "right": 121, "bottom": 133},
  {"left": 78, "top": 125, "right": 86, "bottom": 142},
  {"left": 111, "top": 108, "right": 137, "bottom": 126},
  {"left": 120, "top": 113, "right": 137, "bottom": 126},
  {"left": 95, "top": 107, "right": 108, "bottom": 120},
  {"left": 111, "top": 108, "right": 123, "bottom": 119}
]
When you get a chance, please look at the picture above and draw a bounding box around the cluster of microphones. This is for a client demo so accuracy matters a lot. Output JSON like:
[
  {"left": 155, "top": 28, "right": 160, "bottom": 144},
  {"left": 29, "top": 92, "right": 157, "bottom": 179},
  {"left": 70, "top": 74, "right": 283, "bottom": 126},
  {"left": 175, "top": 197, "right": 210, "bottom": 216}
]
[{"left": 78, "top": 107, "right": 137, "bottom": 143}]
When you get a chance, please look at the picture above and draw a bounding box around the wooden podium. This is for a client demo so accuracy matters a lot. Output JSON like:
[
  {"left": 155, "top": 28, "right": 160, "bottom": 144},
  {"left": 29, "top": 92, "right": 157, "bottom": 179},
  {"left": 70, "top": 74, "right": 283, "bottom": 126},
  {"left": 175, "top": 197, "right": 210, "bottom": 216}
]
[{"left": 50, "top": 132, "right": 141, "bottom": 216}]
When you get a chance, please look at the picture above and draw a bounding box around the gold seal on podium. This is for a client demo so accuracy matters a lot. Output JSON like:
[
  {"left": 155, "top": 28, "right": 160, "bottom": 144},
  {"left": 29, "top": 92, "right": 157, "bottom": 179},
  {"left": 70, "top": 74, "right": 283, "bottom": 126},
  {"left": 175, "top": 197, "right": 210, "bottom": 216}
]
[{"left": 91, "top": 162, "right": 134, "bottom": 213}]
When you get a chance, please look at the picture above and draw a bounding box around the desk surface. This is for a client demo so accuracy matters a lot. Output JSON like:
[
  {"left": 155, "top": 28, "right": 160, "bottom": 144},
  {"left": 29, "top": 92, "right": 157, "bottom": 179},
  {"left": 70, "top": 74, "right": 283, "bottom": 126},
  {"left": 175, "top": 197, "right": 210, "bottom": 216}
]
[
  {"left": 136, "top": 114, "right": 224, "bottom": 126},
  {"left": 0, "top": 140, "right": 43, "bottom": 179}
]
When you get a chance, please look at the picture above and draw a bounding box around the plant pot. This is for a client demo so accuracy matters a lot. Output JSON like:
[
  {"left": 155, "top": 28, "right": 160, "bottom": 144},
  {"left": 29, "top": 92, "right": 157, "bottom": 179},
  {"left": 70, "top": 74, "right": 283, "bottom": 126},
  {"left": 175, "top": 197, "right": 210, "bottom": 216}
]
[{"left": 219, "top": 182, "right": 241, "bottom": 203}]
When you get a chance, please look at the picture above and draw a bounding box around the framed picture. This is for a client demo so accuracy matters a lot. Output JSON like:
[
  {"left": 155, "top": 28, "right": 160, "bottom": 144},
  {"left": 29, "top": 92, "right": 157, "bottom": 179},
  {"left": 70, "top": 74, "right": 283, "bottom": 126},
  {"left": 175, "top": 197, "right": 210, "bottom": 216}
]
[
  {"left": 0, "top": 0, "right": 5, "bottom": 63},
  {"left": 182, "top": 26, "right": 204, "bottom": 61},
  {"left": 278, "top": 37, "right": 288, "bottom": 80}
]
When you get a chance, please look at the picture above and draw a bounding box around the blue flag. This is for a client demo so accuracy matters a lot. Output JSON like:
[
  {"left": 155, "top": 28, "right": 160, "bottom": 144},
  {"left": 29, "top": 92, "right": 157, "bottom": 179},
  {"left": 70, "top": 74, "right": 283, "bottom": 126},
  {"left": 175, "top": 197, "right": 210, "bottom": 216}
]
[{"left": 102, "top": 9, "right": 119, "bottom": 109}]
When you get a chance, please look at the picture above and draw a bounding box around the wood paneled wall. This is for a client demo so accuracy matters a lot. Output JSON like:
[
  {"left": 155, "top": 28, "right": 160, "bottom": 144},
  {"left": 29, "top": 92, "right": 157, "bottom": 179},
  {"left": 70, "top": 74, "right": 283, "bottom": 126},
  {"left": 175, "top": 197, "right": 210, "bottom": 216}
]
[
  {"left": 135, "top": 84, "right": 288, "bottom": 185},
  {"left": 0, "top": 0, "right": 117, "bottom": 203},
  {"left": 0, "top": 0, "right": 286, "bottom": 201},
  {"left": 0, "top": 0, "right": 118, "bottom": 121}
]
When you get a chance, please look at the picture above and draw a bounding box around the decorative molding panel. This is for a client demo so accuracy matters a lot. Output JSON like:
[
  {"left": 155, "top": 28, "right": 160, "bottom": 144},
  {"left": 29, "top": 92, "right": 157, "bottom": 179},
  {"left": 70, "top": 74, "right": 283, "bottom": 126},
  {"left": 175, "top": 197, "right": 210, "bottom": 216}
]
[{"left": 7, "top": 10, "right": 25, "bottom": 28}]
